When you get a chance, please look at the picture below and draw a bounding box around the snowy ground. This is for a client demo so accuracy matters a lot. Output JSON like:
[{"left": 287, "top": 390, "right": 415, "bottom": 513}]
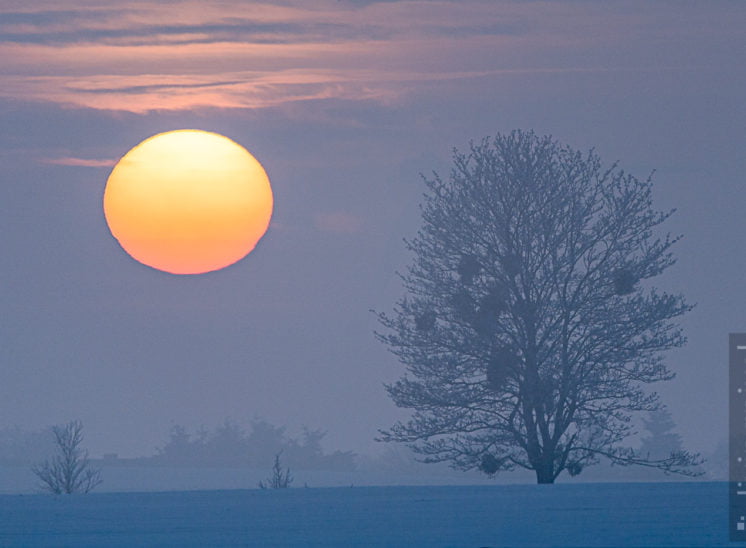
[
  {"left": 0, "top": 482, "right": 733, "bottom": 547},
  {"left": 0, "top": 464, "right": 508, "bottom": 494}
]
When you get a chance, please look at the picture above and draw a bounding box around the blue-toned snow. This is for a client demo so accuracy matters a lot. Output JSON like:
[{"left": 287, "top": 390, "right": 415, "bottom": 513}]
[{"left": 0, "top": 482, "right": 735, "bottom": 547}]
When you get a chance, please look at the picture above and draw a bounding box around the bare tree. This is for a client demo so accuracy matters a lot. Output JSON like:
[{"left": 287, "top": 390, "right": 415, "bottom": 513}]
[
  {"left": 258, "top": 451, "right": 293, "bottom": 489},
  {"left": 376, "top": 130, "right": 702, "bottom": 483},
  {"left": 32, "top": 420, "right": 102, "bottom": 494}
]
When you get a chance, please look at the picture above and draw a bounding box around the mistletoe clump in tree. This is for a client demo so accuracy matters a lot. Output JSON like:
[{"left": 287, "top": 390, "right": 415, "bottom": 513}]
[{"left": 376, "top": 130, "right": 702, "bottom": 484}]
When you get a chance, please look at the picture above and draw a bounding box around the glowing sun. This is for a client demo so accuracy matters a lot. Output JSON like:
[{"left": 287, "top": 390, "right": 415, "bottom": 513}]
[{"left": 103, "top": 130, "right": 273, "bottom": 274}]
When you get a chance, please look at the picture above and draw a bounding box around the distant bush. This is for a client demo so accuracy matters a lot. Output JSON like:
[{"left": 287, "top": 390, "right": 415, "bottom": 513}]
[
  {"left": 152, "top": 419, "right": 356, "bottom": 471},
  {"left": 0, "top": 426, "right": 56, "bottom": 465}
]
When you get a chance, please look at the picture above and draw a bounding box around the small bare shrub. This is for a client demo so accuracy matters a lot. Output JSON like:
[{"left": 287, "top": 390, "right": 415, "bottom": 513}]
[
  {"left": 258, "top": 451, "right": 293, "bottom": 489},
  {"left": 31, "top": 420, "right": 102, "bottom": 494}
]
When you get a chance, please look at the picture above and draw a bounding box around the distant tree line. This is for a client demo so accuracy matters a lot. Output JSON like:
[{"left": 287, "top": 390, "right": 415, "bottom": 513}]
[
  {"left": 0, "top": 426, "right": 56, "bottom": 465},
  {"left": 147, "top": 419, "right": 357, "bottom": 471},
  {"left": 0, "top": 419, "right": 357, "bottom": 473}
]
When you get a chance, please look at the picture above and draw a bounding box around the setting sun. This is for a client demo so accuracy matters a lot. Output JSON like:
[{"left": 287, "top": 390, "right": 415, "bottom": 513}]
[{"left": 103, "top": 130, "right": 273, "bottom": 274}]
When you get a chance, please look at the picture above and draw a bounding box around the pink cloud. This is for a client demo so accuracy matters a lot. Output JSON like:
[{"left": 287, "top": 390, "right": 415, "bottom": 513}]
[
  {"left": 314, "top": 212, "right": 364, "bottom": 234},
  {"left": 0, "top": 1, "right": 735, "bottom": 113},
  {"left": 42, "top": 156, "right": 117, "bottom": 167},
  {"left": 0, "top": 1, "right": 543, "bottom": 112}
]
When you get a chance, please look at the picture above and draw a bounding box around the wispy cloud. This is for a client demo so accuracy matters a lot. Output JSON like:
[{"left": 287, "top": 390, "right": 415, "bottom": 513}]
[
  {"left": 42, "top": 156, "right": 117, "bottom": 167},
  {"left": 0, "top": 1, "right": 738, "bottom": 113},
  {"left": 0, "top": 1, "right": 545, "bottom": 112},
  {"left": 314, "top": 212, "right": 364, "bottom": 234}
]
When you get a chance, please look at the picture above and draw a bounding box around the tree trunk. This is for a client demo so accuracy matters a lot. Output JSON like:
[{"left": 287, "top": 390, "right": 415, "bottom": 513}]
[{"left": 535, "top": 461, "right": 555, "bottom": 484}]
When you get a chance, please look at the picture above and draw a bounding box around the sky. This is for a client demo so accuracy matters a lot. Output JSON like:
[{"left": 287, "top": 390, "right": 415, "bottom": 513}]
[{"left": 0, "top": 0, "right": 744, "bottom": 462}]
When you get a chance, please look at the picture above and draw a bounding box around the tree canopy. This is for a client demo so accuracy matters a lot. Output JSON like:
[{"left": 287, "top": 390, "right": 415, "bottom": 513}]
[{"left": 376, "top": 130, "right": 701, "bottom": 483}]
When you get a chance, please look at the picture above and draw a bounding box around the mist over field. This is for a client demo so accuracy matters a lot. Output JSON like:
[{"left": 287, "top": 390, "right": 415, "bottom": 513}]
[
  {"left": 1, "top": 1, "right": 743, "bottom": 464},
  {"left": 1, "top": 0, "right": 744, "bottom": 544}
]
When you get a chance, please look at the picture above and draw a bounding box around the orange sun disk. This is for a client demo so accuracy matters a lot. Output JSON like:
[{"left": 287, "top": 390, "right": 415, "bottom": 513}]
[{"left": 103, "top": 130, "right": 273, "bottom": 274}]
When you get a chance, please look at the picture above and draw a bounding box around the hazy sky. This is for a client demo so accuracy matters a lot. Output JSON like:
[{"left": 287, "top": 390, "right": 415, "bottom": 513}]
[{"left": 1, "top": 0, "right": 744, "bottom": 460}]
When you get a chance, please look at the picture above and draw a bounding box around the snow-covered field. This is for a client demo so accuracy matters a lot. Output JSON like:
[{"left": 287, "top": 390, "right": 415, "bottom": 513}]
[{"left": 0, "top": 482, "right": 731, "bottom": 547}]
